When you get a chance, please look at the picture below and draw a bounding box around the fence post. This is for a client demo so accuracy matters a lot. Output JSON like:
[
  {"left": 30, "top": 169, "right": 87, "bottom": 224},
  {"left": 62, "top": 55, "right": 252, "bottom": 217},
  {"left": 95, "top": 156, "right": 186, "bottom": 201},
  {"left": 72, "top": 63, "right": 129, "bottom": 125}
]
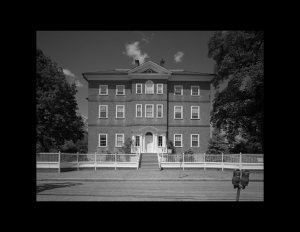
[
  {"left": 240, "top": 152, "right": 242, "bottom": 170},
  {"left": 204, "top": 153, "right": 206, "bottom": 170},
  {"left": 222, "top": 153, "right": 224, "bottom": 171},
  {"left": 77, "top": 152, "right": 79, "bottom": 171},
  {"left": 58, "top": 151, "right": 61, "bottom": 173},
  {"left": 115, "top": 153, "right": 117, "bottom": 170},
  {"left": 183, "top": 153, "right": 184, "bottom": 170},
  {"left": 95, "top": 154, "right": 97, "bottom": 171}
]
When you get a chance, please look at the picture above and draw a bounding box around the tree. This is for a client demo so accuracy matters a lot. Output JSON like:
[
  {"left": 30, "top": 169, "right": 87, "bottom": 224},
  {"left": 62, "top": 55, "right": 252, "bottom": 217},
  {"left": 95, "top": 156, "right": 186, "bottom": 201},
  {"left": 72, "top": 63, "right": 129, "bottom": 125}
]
[
  {"left": 120, "top": 138, "right": 133, "bottom": 154},
  {"left": 36, "top": 48, "right": 85, "bottom": 152},
  {"left": 207, "top": 31, "right": 264, "bottom": 152},
  {"left": 206, "top": 128, "right": 229, "bottom": 154}
]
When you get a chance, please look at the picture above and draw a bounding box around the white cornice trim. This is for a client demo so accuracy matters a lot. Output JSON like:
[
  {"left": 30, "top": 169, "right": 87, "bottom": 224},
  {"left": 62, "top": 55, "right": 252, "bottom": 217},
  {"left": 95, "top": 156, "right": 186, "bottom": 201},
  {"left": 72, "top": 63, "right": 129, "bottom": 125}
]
[{"left": 128, "top": 60, "right": 172, "bottom": 74}]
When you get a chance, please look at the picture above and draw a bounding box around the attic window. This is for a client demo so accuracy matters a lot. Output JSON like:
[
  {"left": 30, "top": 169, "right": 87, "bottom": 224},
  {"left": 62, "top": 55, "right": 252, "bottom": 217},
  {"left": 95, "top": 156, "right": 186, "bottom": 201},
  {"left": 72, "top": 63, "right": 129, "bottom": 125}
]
[{"left": 147, "top": 69, "right": 152, "bottom": 73}]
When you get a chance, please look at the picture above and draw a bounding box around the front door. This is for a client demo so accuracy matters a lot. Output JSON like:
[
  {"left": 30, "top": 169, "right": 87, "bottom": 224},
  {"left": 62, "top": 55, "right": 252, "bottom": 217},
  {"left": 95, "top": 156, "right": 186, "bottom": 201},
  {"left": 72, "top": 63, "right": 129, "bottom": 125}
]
[{"left": 145, "top": 133, "right": 153, "bottom": 153}]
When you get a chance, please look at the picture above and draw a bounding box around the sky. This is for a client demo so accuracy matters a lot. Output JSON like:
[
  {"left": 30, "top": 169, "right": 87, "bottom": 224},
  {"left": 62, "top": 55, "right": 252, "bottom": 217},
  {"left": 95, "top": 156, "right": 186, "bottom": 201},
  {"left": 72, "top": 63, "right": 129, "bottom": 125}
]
[{"left": 36, "top": 31, "right": 216, "bottom": 118}]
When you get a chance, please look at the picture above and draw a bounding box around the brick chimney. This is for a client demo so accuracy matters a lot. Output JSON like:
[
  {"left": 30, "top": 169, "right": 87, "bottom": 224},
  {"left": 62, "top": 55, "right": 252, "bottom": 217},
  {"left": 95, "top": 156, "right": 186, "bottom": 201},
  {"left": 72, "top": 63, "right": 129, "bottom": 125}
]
[
  {"left": 160, "top": 59, "right": 165, "bottom": 67},
  {"left": 135, "top": 60, "right": 140, "bottom": 66}
]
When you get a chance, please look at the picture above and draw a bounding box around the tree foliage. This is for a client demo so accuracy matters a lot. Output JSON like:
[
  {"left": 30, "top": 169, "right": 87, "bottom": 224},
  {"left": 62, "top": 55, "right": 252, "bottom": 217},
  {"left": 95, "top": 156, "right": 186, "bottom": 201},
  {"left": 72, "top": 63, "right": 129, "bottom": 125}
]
[
  {"left": 36, "top": 48, "right": 85, "bottom": 152},
  {"left": 207, "top": 31, "right": 264, "bottom": 152},
  {"left": 206, "top": 128, "right": 229, "bottom": 154}
]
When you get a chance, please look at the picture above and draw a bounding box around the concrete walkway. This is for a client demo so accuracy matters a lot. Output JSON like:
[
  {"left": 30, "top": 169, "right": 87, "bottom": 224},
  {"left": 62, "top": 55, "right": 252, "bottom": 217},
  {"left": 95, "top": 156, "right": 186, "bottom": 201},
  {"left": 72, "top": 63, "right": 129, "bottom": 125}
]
[{"left": 37, "top": 169, "right": 264, "bottom": 182}]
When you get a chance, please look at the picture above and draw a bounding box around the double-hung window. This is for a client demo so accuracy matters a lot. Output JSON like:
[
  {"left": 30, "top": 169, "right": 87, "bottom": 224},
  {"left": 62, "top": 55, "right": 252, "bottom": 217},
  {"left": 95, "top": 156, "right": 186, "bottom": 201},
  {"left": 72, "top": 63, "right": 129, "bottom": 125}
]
[
  {"left": 145, "top": 81, "right": 154, "bottom": 94},
  {"left": 99, "top": 85, "right": 108, "bottom": 95},
  {"left": 116, "top": 105, "right": 125, "bottom": 118},
  {"left": 136, "top": 104, "right": 142, "bottom": 117},
  {"left": 191, "top": 86, "right": 200, "bottom": 96},
  {"left": 174, "top": 85, "right": 183, "bottom": 95},
  {"left": 158, "top": 136, "right": 163, "bottom": 147},
  {"left": 116, "top": 85, "right": 125, "bottom": 95},
  {"left": 157, "top": 84, "right": 163, "bottom": 94},
  {"left": 145, "top": 104, "right": 154, "bottom": 118},
  {"left": 191, "top": 134, "right": 199, "bottom": 147},
  {"left": 99, "top": 134, "right": 107, "bottom": 147},
  {"left": 157, "top": 104, "right": 163, "bottom": 118},
  {"left": 115, "top": 134, "right": 124, "bottom": 147},
  {"left": 99, "top": 105, "right": 108, "bottom": 118},
  {"left": 135, "top": 136, "right": 140, "bottom": 147},
  {"left": 174, "top": 106, "right": 183, "bottom": 119},
  {"left": 174, "top": 134, "right": 182, "bottom": 147},
  {"left": 191, "top": 106, "right": 200, "bottom": 119},
  {"left": 136, "top": 83, "right": 142, "bottom": 94}
]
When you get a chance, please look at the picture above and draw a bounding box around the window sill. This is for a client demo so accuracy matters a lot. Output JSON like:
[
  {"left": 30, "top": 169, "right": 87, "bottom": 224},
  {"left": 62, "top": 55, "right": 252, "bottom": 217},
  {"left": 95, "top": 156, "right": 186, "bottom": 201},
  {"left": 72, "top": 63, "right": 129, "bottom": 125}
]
[
  {"left": 99, "top": 117, "right": 108, "bottom": 119},
  {"left": 174, "top": 118, "right": 183, "bottom": 120},
  {"left": 191, "top": 118, "right": 200, "bottom": 120},
  {"left": 99, "top": 94, "right": 108, "bottom": 96},
  {"left": 116, "top": 118, "right": 125, "bottom": 119},
  {"left": 116, "top": 94, "right": 125, "bottom": 96}
]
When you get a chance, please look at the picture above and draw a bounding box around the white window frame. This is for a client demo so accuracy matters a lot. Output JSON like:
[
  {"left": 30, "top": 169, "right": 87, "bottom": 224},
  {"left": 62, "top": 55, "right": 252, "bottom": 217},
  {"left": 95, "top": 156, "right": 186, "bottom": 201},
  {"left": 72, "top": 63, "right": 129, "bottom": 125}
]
[
  {"left": 157, "top": 83, "right": 163, "bottom": 94},
  {"left": 158, "top": 136, "right": 163, "bottom": 147},
  {"left": 136, "top": 83, "right": 142, "bottom": 94},
  {"left": 136, "top": 104, "right": 142, "bottom": 118},
  {"left": 174, "top": 106, "right": 183, "bottom": 119},
  {"left": 191, "top": 86, "right": 200, "bottom": 96},
  {"left": 157, "top": 104, "right": 163, "bottom": 118},
  {"left": 174, "top": 134, "right": 182, "bottom": 147},
  {"left": 99, "top": 134, "right": 107, "bottom": 147},
  {"left": 174, "top": 85, "right": 183, "bottom": 95},
  {"left": 99, "top": 105, "right": 108, "bottom": 118},
  {"left": 99, "top": 85, "right": 108, "bottom": 95},
  {"left": 191, "top": 134, "right": 199, "bottom": 147},
  {"left": 145, "top": 104, "right": 154, "bottom": 118},
  {"left": 135, "top": 136, "right": 140, "bottom": 147},
  {"left": 116, "top": 85, "right": 125, "bottom": 95},
  {"left": 191, "top": 106, "right": 200, "bottom": 119},
  {"left": 116, "top": 105, "right": 125, "bottom": 118},
  {"left": 145, "top": 81, "right": 154, "bottom": 94},
  {"left": 115, "top": 134, "right": 124, "bottom": 147}
]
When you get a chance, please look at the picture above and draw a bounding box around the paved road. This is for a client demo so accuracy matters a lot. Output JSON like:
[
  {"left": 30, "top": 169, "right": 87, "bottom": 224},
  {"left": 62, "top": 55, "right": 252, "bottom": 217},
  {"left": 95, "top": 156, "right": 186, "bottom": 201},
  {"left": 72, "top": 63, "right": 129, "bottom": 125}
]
[{"left": 36, "top": 181, "right": 263, "bottom": 201}]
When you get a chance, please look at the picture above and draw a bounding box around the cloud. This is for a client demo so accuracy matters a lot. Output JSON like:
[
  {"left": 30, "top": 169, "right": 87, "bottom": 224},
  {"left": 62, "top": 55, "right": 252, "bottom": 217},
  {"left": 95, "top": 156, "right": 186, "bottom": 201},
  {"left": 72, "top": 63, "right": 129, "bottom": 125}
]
[
  {"left": 142, "top": 38, "right": 150, "bottom": 43},
  {"left": 135, "top": 31, "right": 155, "bottom": 43},
  {"left": 63, "top": 69, "right": 84, "bottom": 88},
  {"left": 174, "top": 51, "right": 184, "bottom": 63},
  {"left": 123, "top": 41, "right": 149, "bottom": 64}
]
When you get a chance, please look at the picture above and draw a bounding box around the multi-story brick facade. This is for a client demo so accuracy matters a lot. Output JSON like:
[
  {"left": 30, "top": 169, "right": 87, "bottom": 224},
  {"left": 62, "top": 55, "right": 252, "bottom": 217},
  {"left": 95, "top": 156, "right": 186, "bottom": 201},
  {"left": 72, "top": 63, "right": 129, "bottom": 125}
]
[{"left": 82, "top": 60, "right": 214, "bottom": 154}]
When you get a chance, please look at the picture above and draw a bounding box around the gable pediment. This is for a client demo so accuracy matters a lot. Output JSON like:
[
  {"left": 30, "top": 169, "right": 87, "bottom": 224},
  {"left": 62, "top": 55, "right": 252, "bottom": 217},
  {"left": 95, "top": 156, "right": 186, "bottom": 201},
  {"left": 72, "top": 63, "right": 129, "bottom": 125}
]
[{"left": 128, "top": 61, "right": 172, "bottom": 75}]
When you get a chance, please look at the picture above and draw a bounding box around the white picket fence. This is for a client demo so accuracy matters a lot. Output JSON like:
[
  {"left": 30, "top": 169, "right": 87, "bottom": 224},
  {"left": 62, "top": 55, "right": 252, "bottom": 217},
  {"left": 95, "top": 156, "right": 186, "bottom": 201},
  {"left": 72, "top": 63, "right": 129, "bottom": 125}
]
[
  {"left": 36, "top": 152, "right": 141, "bottom": 173},
  {"left": 158, "top": 153, "right": 263, "bottom": 170}
]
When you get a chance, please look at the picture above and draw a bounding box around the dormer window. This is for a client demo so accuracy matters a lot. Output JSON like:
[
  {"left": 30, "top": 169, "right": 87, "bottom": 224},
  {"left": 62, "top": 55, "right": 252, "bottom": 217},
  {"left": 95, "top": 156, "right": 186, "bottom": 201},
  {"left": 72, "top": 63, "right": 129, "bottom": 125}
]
[{"left": 145, "top": 80, "right": 154, "bottom": 94}]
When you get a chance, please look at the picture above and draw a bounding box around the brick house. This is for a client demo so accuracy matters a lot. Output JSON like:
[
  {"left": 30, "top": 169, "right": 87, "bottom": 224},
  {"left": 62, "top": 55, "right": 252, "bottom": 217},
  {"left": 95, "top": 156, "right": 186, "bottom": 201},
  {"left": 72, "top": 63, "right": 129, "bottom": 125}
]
[{"left": 82, "top": 60, "right": 214, "bottom": 154}]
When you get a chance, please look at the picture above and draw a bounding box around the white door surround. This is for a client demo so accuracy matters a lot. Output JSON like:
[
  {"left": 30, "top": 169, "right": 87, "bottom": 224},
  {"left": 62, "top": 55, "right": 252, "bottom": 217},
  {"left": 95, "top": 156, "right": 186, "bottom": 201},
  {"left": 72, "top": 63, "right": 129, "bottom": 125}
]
[{"left": 131, "top": 126, "right": 167, "bottom": 154}]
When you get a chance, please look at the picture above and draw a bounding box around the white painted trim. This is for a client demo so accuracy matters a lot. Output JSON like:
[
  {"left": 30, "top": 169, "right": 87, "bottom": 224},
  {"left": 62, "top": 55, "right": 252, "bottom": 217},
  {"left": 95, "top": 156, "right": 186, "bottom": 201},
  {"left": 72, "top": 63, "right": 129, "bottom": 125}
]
[
  {"left": 191, "top": 85, "right": 200, "bottom": 96},
  {"left": 174, "top": 85, "right": 183, "bottom": 95},
  {"left": 116, "top": 85, "right": 125, "bottom": 95},
  {"left": 99, "top": 105, "right": 108, "bottom": 118},
  {"left": 115, "top": 134, "right": 124, "bottom": 147},
  {"left": 174, "top": 106, "right": 183, "bottom": 119},
  {"left": 116, "top": 105, "right": 125, "bottom": 118},
  {"left": 99, "top": 85, "right": 108, "bottom": 95},
  {"left": 145, "top": 104, "right": 154, "bottom": 118},
  {"left": 157, "top": 83, "right": 163, "bottom": 94},
  {"left": 191, "top": 106, "right": 200, "bottom": 119},
  {"left": 191, "top": 134, "right": 199, "bottom": 147},
  {"left": 157, "top": 104, "right": 163, "bottom": 118},
  {"left": 127, "top": 60, "right": 172, "bottom": 74},
  {"left": 174, "top": 134, "right": 182, "bottom": 147},
  {"left": 136, "top": 104, "right": 142, "bottom": 117},
  {"left": 136, "top": 83, "right": 142, "bottom": 94},
  {"left": 99, "top": 134, "right": 107, "bottom": 147}
]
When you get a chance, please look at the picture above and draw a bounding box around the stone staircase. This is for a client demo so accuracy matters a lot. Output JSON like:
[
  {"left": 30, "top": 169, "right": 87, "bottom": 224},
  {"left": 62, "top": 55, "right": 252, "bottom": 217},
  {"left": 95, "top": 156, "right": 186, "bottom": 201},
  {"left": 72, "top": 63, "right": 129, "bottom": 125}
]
[{"left": 139, "top": 153, "right": 159, "bottom": 170}]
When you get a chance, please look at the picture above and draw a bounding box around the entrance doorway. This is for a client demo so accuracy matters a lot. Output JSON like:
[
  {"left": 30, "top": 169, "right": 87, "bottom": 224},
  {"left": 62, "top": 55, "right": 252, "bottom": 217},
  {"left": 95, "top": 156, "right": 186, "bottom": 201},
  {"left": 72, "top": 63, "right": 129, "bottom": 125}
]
[{"left": 145, "top": 132, "right": 153, "bottom": 153}]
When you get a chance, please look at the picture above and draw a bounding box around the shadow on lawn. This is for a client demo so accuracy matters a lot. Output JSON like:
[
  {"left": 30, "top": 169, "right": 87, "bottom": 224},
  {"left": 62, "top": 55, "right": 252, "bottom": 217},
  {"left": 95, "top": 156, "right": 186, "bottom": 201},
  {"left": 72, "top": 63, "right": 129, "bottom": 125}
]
[{"left": 36, "top": 182, "right": 83, "bottom": 194}]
